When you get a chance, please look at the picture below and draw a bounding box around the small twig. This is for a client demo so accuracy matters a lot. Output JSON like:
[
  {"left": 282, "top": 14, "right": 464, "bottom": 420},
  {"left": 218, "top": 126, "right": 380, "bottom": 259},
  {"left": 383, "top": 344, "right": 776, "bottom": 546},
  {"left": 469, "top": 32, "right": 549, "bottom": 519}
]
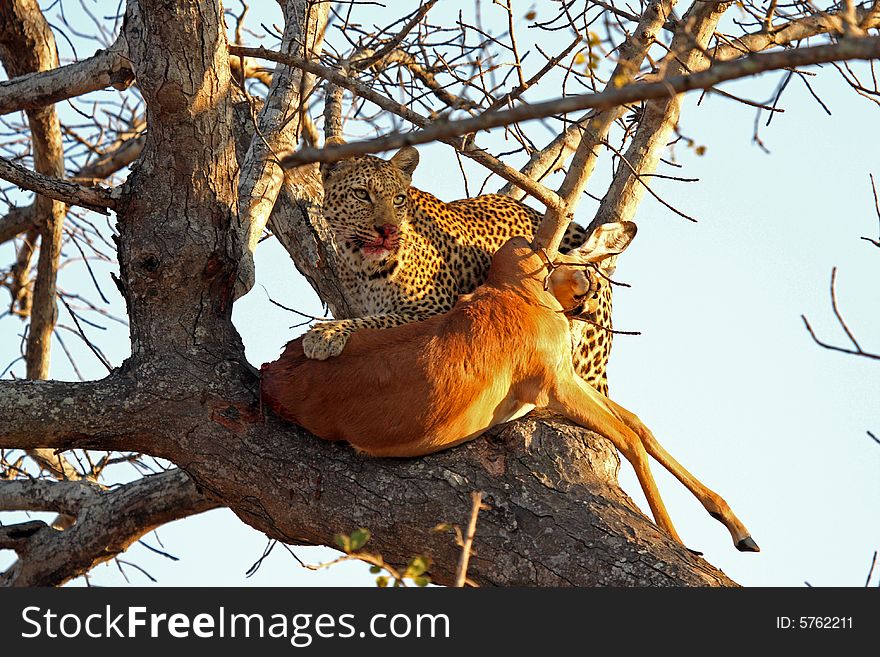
[
  {"left": 454, "top": 491, "right": 487, "bottom": 587},
  {"left": 866, "top": 550, "right": 878, "bottom": 587},
  {"left": 277, "top": 540, "right": 307, "bottom": 568},
  {"left": 862, "top": 173, "right": 880, "bottom": 248},
  {"left": 137, "top": 539, "right": 180, "bottom": 561},
  {"left": 354, "top": 0, "right": 439, "bottom": 70},
  {"left": 58, "top": 295, "right": 113, "bottom": 372},
  {"left": 801, "top": 267, "right": 879, "bottom": 361},
  {"left": 115, "top": 558, "right": 157, "bottom": 583},
  {"left": 245, "top": 538, "right": 276, "bottom": 577},
  {"left": 261, "top": 285, "right": 325, "bottom": 321},
  {"left": 571, "top": 315, "right": 642, "bottom": 336},
  {"left": 603, "top": 139, "right": 698, "bottom": 223}
]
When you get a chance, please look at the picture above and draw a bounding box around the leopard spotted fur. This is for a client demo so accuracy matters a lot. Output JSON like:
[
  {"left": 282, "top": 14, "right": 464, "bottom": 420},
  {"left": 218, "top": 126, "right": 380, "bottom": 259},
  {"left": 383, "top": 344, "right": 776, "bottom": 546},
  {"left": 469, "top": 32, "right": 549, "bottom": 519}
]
[{"left": 303, "top": 146, "right": 617, "bottom": 395}]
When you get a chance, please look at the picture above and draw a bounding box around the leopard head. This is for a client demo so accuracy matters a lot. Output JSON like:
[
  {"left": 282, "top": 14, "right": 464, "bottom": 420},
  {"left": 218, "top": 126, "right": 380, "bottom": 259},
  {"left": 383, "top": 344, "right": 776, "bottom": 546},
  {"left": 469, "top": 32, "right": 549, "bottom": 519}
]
[{"left": 321, "top": 138, "right": 419, "bottom": 274}]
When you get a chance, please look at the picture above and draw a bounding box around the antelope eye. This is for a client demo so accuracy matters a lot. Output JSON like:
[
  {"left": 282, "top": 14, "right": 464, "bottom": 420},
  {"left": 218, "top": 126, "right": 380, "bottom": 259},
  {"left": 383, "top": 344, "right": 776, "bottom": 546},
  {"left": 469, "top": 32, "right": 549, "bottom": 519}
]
[
  {"left": 353, "top": 188, "right": 370, "bottom": 201},
  {"left": 393, "top": 194, "right": 406, "bottom": 206}
]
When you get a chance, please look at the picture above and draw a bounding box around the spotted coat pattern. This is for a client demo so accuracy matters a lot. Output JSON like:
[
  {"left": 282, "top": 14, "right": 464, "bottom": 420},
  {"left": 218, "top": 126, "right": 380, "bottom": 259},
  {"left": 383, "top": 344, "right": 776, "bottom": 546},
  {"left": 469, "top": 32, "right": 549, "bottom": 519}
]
[{"left": 303, "top": 149, "right": 616, "bottom": 395}]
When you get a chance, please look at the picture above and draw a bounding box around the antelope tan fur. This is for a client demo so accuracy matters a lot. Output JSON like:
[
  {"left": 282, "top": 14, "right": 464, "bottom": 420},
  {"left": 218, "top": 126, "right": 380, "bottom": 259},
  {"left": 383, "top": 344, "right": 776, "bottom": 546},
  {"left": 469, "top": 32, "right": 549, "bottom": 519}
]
[{"left": 261, "top": 221, "right": 758, "bottom": 552}]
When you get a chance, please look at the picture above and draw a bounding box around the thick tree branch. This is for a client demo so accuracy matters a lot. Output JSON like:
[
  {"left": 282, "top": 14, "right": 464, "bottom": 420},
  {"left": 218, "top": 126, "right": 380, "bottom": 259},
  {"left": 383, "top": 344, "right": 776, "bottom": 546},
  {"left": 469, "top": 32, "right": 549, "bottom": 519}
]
[
  {"left": 589, "top": 0, "right": 734, "bottom": 232},
  {"left": 0, "top": 377, "right": 146, "bottom": 452},
  {"left": 159, "top": 400, "right": 739, "bottom": 587},
  {"left": 232, "top": 100, "right": 352, "bottom": 317},
  {"left": 0, "top": 154, "right": 115, "bottom": 213},
  {"left": 0, "top": 478, "right": 102, "bottom": 515},
  {"left": 0, "top": 40, "right": 131, "bottom": 116},
  {"left": 235, "top": 0, "right": 329, "bottom": 298},
  {"left": 281, "top": 37, "right": 880, "bottom": 169},
  {"left": 0, "top": 469, "right": 218, "bottom": 586},
  {"left": 0, "top": 0, "right": 70, "bottom": 382},
  {"left": 712, "top": 5, "right": 880, "bottom": 61},
  {"left": 0, "top": 521, "right": 46, "bottom": 551},
  {"left": 532, "top": 0, "right": 679, "bottom": 254},
  {"left": 0, "top": 204, "right": 33, "bottom": 245}
]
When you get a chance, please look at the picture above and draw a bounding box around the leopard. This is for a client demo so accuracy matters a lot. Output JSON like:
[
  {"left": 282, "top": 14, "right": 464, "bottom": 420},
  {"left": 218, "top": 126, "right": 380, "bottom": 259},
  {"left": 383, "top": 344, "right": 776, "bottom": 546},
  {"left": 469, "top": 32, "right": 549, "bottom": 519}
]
[{"left": 302, "top": 142, "right": 621, "bottom": 395}]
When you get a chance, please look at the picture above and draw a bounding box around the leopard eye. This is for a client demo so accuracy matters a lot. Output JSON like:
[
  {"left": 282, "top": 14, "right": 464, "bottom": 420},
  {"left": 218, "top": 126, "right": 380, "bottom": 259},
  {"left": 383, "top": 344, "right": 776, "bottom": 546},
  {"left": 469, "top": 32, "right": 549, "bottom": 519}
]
[
  {"left": 353, "top": 188, "right": 370, "bottom": 201},
  {"left": 393, "top": 194, "right": 406, "bottom": 206}
]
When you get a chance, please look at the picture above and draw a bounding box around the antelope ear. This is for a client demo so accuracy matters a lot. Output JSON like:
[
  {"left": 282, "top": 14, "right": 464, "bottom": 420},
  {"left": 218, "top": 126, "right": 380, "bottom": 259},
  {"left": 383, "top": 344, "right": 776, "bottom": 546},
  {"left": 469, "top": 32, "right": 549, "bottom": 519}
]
[
  {"left": 579, "top": 221, "right": 637, "bottom": 265},
  {"left": 321, "top": 136, "right": 348, "bottom": 180},
  {"left": 389, "top": 146, "right": 419, "bottom": 177}
]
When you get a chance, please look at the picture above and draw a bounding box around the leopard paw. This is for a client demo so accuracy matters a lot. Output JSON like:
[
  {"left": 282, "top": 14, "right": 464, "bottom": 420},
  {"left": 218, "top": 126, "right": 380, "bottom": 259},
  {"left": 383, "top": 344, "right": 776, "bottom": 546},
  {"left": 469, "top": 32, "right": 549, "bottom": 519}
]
[{"left": 302, "top": 323, "right": 350, "bottom": 360}]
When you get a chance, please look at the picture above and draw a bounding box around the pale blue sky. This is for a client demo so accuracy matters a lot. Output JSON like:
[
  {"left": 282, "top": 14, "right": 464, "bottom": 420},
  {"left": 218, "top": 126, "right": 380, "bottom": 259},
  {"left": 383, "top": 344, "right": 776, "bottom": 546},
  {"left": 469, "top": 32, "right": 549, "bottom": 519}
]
[{"left": 1, "top": 1, "right": 877, "bottom": 587}]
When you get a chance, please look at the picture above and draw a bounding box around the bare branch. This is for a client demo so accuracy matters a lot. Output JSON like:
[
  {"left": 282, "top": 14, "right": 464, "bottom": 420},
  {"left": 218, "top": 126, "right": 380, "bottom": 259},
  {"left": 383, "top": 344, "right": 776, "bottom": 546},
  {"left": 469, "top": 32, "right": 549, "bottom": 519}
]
[
  {"left": 74, "top": 119, "right": 145, "bottom": 182},
  {"left": 353, "top": 0, "right": 439, "bottom": 70},
  {"left": 0, "top": 204, "right": 33, "bottom": 245},
  {"left": 0, "top": 155, "right": 115, "bottom": 213},
  {"left": 533, "top": 0, "right": 680, "bottom": 254},
  {"left": 517, "top": 0, "right": 679, "bottom": 204},
  {"left": 0, "top": 40, "right": 132, "bottom": 116},
  {"left": 235, "top": 0, "right": 330, "bottom": 298},
  {"left": 0, "top": 377, "right": 143, "bottom": 452},
  {"left": 801, "top": 268, "right": 880, "bottom": 361},
  {"left": 0, "top": 521, "right": 46, "bottom": 551},
  {"left": 281, "top": 37, "right": 880, "bottom": 171},
  {"left": 0, "top": 478, "right": 102, "bottom": 514},
  {"left": 589, "top": 0, "right": 733, "bottom": 231},
  {"left": 863, "top": 173, "right": 880, "bottom": 248},
  {"left": 229, "top": 44, "right": 561, "bottom": 207},
  {"left": 1, "top": 0, "right": 71, "bottom": 382},
  {"left": 1, "top": 469, "right": 217, "bottom": 586},
  {"left": 712, "top": 6, "right": 880, "bottom": 62}
]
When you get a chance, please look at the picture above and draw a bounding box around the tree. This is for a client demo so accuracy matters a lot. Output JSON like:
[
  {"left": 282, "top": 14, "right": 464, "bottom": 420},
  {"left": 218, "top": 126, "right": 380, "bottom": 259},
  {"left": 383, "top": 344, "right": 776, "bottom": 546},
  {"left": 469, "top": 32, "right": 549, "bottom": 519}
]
[{"left": 0, "top": 0, "right": 877, "bottom": 587}]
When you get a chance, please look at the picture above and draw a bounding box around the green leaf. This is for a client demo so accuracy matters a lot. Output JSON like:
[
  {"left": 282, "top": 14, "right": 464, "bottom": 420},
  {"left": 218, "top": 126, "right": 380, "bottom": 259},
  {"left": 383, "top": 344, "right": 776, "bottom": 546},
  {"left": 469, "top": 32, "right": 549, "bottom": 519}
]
[
  {"left": 406, "top": 555, "right": 431, "bottom": 577},
  {"left": 333, "top": 533, "right": 351, "bottom": 552},
  {"left": 349, "top": 528, "right": 371, "bottom": 551},
  {"left": 375, "top": 575, "right": 389, "bottom": 588},
  {"left": 413, "top": 575, "right": 430, "bottom": 587},
  {"left": 369, "top": 565, "right": 382, "bottom": 574}
]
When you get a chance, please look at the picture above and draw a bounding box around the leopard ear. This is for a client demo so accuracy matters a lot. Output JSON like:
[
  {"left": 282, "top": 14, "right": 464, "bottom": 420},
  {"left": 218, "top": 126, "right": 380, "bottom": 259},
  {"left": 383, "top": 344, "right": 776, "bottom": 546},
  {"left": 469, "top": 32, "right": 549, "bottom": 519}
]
[
  {"left": 321, "top": 136, "right": 348, "bottom": 180},
  {"left": 389, "top": 146, "right": 419, "bottom": 177}
]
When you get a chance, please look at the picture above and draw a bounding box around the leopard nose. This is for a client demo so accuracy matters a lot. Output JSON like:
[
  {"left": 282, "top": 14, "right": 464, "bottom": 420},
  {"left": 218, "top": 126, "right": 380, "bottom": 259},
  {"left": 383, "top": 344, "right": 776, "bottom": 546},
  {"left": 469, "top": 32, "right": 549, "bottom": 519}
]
[{"left": 375, "top": 224, "right": 398, "bottom": 237}]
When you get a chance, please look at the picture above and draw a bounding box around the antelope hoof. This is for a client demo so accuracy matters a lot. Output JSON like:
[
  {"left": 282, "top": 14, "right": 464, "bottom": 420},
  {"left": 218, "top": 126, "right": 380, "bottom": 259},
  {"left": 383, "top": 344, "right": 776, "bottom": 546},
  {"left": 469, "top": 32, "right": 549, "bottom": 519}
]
[{"left": 736, "top": 536, "right": 760, "bottom": 552}]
